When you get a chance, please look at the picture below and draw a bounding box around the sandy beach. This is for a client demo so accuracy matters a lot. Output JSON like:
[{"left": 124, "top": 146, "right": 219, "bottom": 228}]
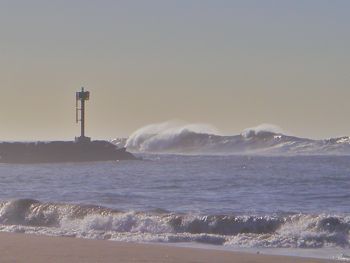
[{"left": 0, "top": 232, "right": 336, "bottom": 263}]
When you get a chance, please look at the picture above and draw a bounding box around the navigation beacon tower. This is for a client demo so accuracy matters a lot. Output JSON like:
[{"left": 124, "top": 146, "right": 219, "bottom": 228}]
[{"left": 75, "top": 87, "right": 91, "bottom": 143}]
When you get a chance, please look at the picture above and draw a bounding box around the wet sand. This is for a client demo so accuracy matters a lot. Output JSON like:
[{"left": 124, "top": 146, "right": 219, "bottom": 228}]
[{"left": 0, "top": 232, "right": 335, "bottom": 263}]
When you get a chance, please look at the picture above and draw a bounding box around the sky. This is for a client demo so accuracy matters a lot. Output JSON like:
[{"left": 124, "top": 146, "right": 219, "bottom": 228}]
[{"left": 0, "top": 0, "right": 349, "bottom": 140}]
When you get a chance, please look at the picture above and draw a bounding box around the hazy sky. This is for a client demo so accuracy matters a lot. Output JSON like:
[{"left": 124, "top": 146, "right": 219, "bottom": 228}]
[{"left": 0, "top": 0, "right": 349, "bottom": 140}]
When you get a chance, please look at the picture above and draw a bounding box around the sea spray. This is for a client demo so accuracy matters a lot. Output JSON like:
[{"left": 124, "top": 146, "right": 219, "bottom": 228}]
[
  {"left": 241, "top": 124, "right": 285, "bottom": 138},
  {"left": 0, "top": 199, "right": 348, "bottom": 248},
  {"left": 121, "top": 121, "right": 350, "bottom": 155},
  {"left": 126, "top": 120, "right": 220, "bottom": 152}
]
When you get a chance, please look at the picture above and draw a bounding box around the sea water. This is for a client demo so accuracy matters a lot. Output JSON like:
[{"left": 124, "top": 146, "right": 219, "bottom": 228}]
[{"left": 0, "top": 154, "right": 349, "bottom": 260}]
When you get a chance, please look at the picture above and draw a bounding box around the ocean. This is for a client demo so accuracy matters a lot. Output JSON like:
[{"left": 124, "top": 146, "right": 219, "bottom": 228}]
[{"left": 0, "top": 154, "right": 349, "bottom": 260}]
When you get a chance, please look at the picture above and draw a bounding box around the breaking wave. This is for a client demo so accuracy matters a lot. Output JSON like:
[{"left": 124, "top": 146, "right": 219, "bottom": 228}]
[
  {"left": 121, "top": 121, "right": 350, "bottom": 155},
  {"left": 0, "top": 199, "right": 349, "bottom": 248},
  {"left": 125, "top": 120, "right": 219, "bottom": 153}
]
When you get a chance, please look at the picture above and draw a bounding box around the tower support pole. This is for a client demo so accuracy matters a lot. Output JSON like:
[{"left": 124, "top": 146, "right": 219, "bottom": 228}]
[
  {"left": 81, "top": 96, "right": 85, "bottom": 138},
  {"left": 75, "top": 87, "right": 90, "bottom": 143}
]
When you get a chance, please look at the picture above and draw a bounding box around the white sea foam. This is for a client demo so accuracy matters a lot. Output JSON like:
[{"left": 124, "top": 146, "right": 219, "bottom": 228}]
[
  {"left": 0, "top": 199, "right": 348, "bottom": 250},
  {"left": 121, "top": 121, "right": 350, "bottom": 155},
  {"left": 126, "top": 120, "right": 220, "bottom": 152},
  {"left": 241, "top": 124, "right": 285, "bottom": 138}
]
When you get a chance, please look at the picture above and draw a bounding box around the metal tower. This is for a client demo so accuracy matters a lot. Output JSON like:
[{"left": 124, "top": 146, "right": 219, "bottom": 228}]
[{"left": 75, "top": 87, "right": 91, "bottom": 143}]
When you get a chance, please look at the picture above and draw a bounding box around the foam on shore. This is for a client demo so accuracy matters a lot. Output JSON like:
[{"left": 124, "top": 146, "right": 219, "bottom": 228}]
[{"left": 0, "top": 199, "right": 349, "bottom": 260}]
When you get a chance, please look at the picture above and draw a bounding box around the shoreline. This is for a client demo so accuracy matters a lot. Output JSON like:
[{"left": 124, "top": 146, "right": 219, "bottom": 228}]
[
  {"left": 165, "top": 242, "right": 348, "bottom": 260},
  {"left": 0, "top": 232, "right": 337, "bottom": 263}
]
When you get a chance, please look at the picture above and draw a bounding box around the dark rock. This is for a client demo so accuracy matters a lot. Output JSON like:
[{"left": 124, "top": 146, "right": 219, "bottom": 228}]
[{"left": 0, "top": 140, "right": 136, "bottom": 163}]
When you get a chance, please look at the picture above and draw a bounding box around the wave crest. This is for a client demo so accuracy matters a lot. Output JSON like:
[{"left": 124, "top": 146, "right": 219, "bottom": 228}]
[
  {"left": 241, "top": 124, "right": 285, "bottom": 139},
  {"left": 121, "top": 121, "right": 350, "bottom": 155},
  {"left": 126, "top": 120, "right": 219, "bottom": 153},
  {"left": 0, "top": 199, "right": 349, "bottom": 248}
]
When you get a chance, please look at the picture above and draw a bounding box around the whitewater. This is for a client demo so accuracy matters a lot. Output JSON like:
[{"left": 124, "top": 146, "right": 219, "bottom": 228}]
[
  {"left": 0, "top": 123, "right": 350, "bottom": 260},
  {"left": 122, "top": 122, "right": 350, "bottom": 155}
]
